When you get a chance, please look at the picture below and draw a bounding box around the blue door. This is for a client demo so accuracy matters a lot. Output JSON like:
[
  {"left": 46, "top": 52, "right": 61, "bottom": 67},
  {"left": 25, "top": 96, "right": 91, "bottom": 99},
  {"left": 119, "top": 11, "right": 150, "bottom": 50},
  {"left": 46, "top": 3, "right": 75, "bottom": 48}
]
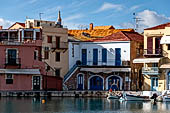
[
  {"left": 151, "top": 77, "right": 158, "bottom": 91},
  {"left": 82, "top": 49, "right": 87, "bottom": 65},
  {"left": 90, "top": 76, "right": 103, "bottom": 90},
  {"left": 93, "top": 49, "right": 98, "bottom": 65},
  {"left": 102, "top": 48, "right": 107, "bottom": 63},
  {"left": 115, "top": 48, "right": 121, "bottom": 66},
  {"left": 108, "top": 76, "right": 120, "bottom": 91},
  {"left": 77, "top": 74, "right": 83, "bottom": 90}
]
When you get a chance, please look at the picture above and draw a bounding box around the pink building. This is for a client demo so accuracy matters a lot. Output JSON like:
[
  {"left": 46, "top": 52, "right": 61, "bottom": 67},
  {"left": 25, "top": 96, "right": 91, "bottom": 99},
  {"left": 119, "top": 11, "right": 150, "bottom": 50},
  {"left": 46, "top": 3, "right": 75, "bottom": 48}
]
[{"left": 0, "top": 27, "right": 62, "bottom": 91}]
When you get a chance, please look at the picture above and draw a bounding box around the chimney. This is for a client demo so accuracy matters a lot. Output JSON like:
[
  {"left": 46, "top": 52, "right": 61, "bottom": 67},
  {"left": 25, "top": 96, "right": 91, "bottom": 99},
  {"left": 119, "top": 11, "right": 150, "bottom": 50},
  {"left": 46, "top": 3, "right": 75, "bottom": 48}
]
[
  {"left": 0, "top": 26, "right": 3, "bottom": 29},
  {"left": 89, "top": 23, "right": 93, "bottom": 30}
]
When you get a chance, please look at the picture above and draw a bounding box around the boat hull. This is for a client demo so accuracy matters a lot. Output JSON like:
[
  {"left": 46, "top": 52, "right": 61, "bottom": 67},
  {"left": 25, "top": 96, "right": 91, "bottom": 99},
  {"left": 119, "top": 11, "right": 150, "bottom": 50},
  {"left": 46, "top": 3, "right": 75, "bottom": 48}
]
[
  {"left": 107, "top": 95, "right": 119, "bottom": 99},
  {"left": 125, "top": 94, "right": 150, "bottom": 101},
  {"left": 163, "top": 97, "right": 170, "bottom": 102}
]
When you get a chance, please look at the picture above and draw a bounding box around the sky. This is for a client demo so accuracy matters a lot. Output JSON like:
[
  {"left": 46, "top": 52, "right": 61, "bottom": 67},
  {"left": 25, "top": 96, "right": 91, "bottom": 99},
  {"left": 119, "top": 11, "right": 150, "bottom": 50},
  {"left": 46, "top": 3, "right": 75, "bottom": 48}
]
[{"left": 0, "top": 0, "right": 170, "bottom": 32}]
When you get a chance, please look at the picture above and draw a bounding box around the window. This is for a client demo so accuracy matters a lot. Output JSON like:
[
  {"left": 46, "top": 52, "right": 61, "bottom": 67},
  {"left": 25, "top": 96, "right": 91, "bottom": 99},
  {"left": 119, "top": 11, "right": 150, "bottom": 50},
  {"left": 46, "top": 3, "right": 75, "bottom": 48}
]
[
  {"left": 152, "top": 63, "right": 158, "bottom": 67},
  {"left": 37, "top": 21, "right": 40, "bottom": 27},
  {"left": 7, "top": 49, "right": 17, "bottom": 65},
  {"left": 34, "top": 50, "right": 38, "bottom": 60},
  {"left": 168, "top": 44, "right": 170, "bottom": 50},
  {"left": 56, "top": 52, "right": 60, "bottom": 62},
  {"left": 44, "top": 47, "right": 49, "bottom": 59},
  {"left": 56, "top": 36, "right": 60, "bottom": 48},
  {"left": 55, "top": 69, "right": 60, "bottom": 77},
  {"left": 47, "top": 36, "right": 52, "bottom": 43},
  {"left": 6, "top": 74, "right": 13, "bottom": 84},
  {"left": 44, "top": 51, "right": 49, "bottom": 59}
]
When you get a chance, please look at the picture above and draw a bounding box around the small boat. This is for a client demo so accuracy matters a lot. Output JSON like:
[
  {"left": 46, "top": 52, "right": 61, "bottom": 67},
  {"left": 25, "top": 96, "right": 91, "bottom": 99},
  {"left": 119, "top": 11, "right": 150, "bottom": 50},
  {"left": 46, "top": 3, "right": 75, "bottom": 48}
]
[
  {"left": 125, "top": 93, "right": 150, "bottom": 101},
  {"left": 160, "top": 90, "right": 170, "bottom": 102},
  {"left": 107, "top": 93, "right": 120, "bottom": 99}
]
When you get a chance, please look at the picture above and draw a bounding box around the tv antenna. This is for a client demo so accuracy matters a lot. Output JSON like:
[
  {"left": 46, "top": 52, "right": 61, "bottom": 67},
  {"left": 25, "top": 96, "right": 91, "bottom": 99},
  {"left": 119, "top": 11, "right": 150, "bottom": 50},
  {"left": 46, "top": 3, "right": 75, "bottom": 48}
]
[
  {"left": 39, "top": 13, "right": 44, "bottom": 20},
  {"left": 133, "top": 13, "right": 143, "bottom": 32}
]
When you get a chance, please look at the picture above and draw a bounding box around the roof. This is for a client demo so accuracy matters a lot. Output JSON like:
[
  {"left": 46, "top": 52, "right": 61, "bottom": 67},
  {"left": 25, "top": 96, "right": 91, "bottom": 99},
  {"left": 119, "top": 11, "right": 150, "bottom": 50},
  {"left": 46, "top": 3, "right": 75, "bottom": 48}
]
[
  {"left": 68, "top": 28, "right": 134, "bottom": 41},
  {"left": 93, "top": 25, "right": 115, "bottom": 30},
  {"left": 8, "top": 22, "right": 25, "bottom": 29},
  {"left": 91, "top": 31, "right": 143, "bottom": 42},
  {"left": 145, "top": 22, "right": 170, "bottom": 30}
]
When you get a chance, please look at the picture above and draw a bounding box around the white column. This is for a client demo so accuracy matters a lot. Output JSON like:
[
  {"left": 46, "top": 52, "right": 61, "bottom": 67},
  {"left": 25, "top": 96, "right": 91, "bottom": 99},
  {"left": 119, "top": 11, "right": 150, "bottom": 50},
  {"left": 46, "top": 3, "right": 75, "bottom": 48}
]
[
  {"left": 8, "top": 31, "right": 10, "bottom": 41},
  {"left": 21, "top": 29, "right": 24, "bottom": 42},
  {"left": 33, "top": 30, "right": 36, "bottom": 40},
  {"left": 18, "top": 30, "right": 20, "bottom": 42}
]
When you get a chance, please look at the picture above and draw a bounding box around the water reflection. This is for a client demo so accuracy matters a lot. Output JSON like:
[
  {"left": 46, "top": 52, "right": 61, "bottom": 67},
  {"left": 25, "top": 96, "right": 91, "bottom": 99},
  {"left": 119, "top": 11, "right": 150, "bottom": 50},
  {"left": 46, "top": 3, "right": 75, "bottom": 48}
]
[{"left": 1, "top": 97, "right": 170, "bottom": 113}]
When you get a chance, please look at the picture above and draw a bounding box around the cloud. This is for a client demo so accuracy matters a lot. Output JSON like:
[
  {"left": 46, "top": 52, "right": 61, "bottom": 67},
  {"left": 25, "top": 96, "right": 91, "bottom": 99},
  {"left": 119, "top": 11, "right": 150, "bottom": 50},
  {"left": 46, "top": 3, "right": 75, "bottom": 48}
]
[
  {"left": 130, "top": 5, "right": 141, "bottom": 11},
  {"left": 94, "top": 2, "right": 123, "bottom": 13},
  {"left": 119, "top": 10, "right": 170, "bottom": 33},
  {"left": 0, "top": 18, "right": 13, "bottom": 29},
  {"left": 64, "top": 14, "right": 84, "bottom": 22},
  {"left": 137, "top": 10, "right": 170, "bottom": 28},
  {"left": 28, "top": 0, "right": 38, "bottom": 4}
]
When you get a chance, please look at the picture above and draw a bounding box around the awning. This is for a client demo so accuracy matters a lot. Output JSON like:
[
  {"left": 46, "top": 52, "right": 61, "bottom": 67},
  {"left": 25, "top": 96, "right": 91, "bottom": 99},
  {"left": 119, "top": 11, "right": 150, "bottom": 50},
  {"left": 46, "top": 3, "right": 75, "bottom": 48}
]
[
  {"left": 133, "top": 58, "right": 161, "bottom": 63},
  {"left": 160, "top": 36, "right": 170, "bottom": 44},
  {"left": 0, "top": 69, "right": 41, "bottom": 75},
  {"left": 80, "top": 68, "right": 131, "bottom": 73},
  {"left": 160, "top": 63, "right": 170, "bottom": 69}
]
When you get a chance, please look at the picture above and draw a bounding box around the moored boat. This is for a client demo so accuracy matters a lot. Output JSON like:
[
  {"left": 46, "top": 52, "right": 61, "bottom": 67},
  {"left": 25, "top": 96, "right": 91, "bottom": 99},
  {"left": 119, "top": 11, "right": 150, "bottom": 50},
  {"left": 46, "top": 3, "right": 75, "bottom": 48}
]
[
  {"left": 125, "top": 93, "right": 150, "bottom": 101},
  {"left": 107, "top": 94, "right": 120, "bottom": 99}
]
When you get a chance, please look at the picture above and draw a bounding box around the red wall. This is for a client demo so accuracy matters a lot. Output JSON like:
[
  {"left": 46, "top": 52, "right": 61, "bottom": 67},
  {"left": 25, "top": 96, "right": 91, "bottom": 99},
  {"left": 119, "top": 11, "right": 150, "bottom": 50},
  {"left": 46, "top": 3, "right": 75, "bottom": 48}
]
[
  {"left": 0, "top": 74, "right": 33, "bottom": 91},
  {"left": 43, "top": 76, "right": 63, "bottom": 91}
]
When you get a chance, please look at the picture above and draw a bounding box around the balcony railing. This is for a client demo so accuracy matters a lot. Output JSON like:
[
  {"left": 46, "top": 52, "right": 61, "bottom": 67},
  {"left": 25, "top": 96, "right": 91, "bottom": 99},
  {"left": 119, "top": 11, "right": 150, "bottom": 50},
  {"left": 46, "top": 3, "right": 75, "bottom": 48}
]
[
  {"left": 144, "top": 49, "right": 168, "bottom": 57},
  {"left": 142, "top": 67, "right": 159, "bottom": 75},
  {"left": 5, "top": 58, "right": 21, "bottom": 66},
  {"left": 51, "top": 41, "right": 68, "bottom": 49},
  {"left": 81, "top": 60, "right": 130, "bottom": 66}
]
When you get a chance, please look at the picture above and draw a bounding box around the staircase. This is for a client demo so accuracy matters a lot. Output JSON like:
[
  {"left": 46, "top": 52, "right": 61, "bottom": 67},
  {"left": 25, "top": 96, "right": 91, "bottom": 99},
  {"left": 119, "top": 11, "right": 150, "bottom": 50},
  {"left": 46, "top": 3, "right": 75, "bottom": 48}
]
[{"left": 63, "top": 64, "right": 78, "bottom": 83}]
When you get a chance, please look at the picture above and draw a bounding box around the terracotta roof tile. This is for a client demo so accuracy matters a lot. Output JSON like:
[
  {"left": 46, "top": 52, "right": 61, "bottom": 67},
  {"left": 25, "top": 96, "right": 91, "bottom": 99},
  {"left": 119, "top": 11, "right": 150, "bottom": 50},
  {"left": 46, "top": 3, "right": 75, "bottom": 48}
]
[
  {"left": 68, "top": 27, "right": 134, "bottom": 41},
  {"left": 93, "top": 25, "right": 115, "bottom": 30},
  {"left": 145, "top": 22, "right": 170, "bottom": 30},
  {"left": 8, "top": 22, "right": 25, "bottom": 29},
  {"left": 91, "top": 31, "right": 143, "bottom": 42}
]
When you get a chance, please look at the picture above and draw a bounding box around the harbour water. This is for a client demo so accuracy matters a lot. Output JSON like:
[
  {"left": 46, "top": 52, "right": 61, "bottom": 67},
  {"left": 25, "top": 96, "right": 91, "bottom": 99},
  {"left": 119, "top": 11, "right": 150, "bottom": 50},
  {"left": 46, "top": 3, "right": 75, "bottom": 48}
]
[{"left": 0, "top": 97, "right": 170, "bottom": 113}]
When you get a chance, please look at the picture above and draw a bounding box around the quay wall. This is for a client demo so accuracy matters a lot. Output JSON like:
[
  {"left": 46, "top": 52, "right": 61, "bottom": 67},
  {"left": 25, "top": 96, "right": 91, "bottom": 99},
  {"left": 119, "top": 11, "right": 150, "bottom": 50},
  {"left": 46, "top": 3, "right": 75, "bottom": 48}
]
[{"left": 0, "top": 91, "right": 162, "bottom": 97}]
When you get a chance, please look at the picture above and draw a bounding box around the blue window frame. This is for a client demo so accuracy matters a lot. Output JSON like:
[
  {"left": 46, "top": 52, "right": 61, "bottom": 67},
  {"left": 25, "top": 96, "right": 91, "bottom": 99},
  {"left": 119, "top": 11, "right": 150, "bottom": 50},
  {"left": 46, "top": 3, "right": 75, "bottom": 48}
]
[{"left": 93, "top": 49, "right": 98, "bottom": 65}]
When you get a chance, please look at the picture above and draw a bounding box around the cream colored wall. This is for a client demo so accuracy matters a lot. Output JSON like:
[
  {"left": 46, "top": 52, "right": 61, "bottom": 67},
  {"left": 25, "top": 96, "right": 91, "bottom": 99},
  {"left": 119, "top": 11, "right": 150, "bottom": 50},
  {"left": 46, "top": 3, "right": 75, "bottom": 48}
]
[
  {"left": 42, "top": 26, "right": 68, "bottom": 78},
  {"left": 144, "top": 29, "right": 165, "bottom": 50},
  {"left": 143, "top": 75, "right": 151, "bottom": 90}
]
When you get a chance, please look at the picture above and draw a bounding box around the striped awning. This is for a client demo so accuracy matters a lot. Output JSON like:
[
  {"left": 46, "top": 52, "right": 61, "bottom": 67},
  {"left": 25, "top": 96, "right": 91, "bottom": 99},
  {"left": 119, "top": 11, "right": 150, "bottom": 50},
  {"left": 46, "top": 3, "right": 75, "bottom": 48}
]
[
  {"left": 160, "top": 36, "right": 170, "bottom": 44},
  {"left": 133, "top": 58, "right": 161, "bottom": 63}
]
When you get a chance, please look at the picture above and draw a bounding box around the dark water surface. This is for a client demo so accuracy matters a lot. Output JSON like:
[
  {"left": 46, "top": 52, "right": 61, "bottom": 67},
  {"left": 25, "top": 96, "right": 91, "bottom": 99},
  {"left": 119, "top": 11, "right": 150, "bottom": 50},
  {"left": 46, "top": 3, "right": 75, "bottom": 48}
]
[{"left": 0, "top": 97, "right": 170, "bottom": 113}]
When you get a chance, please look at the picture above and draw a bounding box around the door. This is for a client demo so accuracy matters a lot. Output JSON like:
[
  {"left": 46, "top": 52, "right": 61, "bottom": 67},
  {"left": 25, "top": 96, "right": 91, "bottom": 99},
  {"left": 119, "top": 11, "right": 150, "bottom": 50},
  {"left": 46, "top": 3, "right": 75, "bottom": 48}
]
[
  {"left": 82, "top": 49, "right": 87, "bottom": 65},
  {"left": 90, "top": 76, "right": 103, "bottom": 90},
  {"left": 102, "top": 48, "right": 107, "bottom": 64},
  {"left": 168, "top": 72, "right": 170, "bottom": 90},
  {"left": 77, "top": 74, "right": 83, "bottom": 90},
  {"left": 155, "top": 37, "right": 161, "bottom": 54},
  {"left": 93, "top": 49, "right": 98, "bottom": 65},
  {"left": 108, "top": 76, "right": 121, "bottom": 91},
  {"left": 147, "top": 38, "right": 153, "bottom": 54},
  {"left": 151, "top": 77, "right": 158, "bottom": 91},
  {"left": 115, "top": 48, "right": 121, "bottom": 66},
  {"left": 8, "top": 49, "right": 17, "bottom": 65},
  {"left": 33, "top": 76, "right": 40, "bottom": 90}
]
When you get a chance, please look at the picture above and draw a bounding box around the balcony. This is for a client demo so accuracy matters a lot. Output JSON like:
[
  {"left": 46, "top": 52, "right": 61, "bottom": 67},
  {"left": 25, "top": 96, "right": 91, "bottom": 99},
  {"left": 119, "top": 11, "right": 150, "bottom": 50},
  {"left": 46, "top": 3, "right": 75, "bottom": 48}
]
[
  {"left": 81, "top": 60, "right": 130, "bottom": 67},
  {"left": 142, "top": 67, "right": 159, "bottom": 75},
  {"left": 144, "top": 49, "right": 168, "bottom": 57},
  {"left": 5, "top": 58, "right": 21, "bottom": 68},
  {"left": 51, "top": 41, "right": 68, "bottom": 49}
]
